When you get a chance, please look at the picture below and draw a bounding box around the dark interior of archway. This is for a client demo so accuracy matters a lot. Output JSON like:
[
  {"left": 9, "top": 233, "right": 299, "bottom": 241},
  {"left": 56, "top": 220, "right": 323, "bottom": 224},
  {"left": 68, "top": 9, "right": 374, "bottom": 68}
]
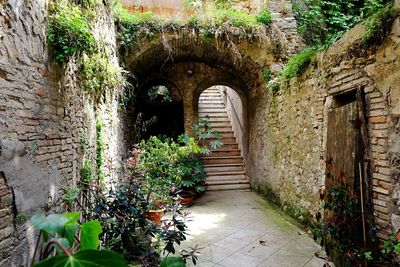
[{"left": 132, "top": 85, "right": 184, "bottom": 142}]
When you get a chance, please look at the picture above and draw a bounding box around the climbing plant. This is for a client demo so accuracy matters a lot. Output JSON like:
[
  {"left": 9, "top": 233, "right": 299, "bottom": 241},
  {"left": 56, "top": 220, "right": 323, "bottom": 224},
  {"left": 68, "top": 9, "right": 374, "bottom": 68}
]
[
  {"left": 80, "top": 45, "right": 126, "bottom": 101},
  {"left": 47, "top": 0, "right": 127, "bottom": 101},
  {"left": 47, "top": 1, "right": 95, "bottom": 62},
  {"left": 115, "top": 1, "right": 273, "bottom": 50},
  {"left": 271, "top": 2, "right": 399, "bottom": 94},
  {"left": 293, "top": 0, "right": 392, "bottom": 46},
  {"left": 96, "top": 118, "right": 104, "bottom": 183}
]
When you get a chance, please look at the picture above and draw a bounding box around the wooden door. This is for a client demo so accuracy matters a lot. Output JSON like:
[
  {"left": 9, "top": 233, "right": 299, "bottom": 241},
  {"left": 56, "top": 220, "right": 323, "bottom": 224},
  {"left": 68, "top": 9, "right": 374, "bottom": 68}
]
[{"left": 325, "top": 92, "right": 369, "bottom": 264}]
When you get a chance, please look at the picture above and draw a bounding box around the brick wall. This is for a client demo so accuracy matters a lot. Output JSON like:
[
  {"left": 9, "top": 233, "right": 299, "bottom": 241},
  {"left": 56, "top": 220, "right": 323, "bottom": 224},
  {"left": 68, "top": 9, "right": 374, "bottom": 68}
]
[
  {"left": 0, "top": 1, "right": 127, "bottom": 265},
  {"left": 249, "top": 16, "right": 400, "bottom": 243}
]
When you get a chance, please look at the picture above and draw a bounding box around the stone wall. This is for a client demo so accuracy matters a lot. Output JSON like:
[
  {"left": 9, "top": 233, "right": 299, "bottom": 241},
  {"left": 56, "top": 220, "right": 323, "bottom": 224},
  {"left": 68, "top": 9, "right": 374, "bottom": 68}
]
[
  {"left": 0, "top": 0, "right": 127, "bottom": 265},
  {"left": 248, "top": 14, "right": 400, "bottom": 242}
]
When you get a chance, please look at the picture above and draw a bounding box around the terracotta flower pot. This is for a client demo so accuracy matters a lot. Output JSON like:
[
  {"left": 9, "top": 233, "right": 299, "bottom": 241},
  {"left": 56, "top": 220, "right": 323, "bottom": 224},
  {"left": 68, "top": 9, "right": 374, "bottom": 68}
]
[
  {"left": 179, "top": 196, "right": 194, "bottom": 207},
  {"left": 147, "top": 209, "right": 165, "bottom": 224}
]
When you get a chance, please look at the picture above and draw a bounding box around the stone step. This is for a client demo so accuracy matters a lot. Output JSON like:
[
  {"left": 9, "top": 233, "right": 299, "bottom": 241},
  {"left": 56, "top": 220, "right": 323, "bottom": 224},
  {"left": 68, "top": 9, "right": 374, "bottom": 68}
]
[
  {"left": 204, "top": 149, "right": 241, "bottom": 157},
  {"left": 203, "top": 138, "right": 237, "bottom": 145},
  {"left": 198, "top": 101, "right": 223, "bottom": 104},
  {"left": 199, "top": 113, "right": 228, "bottom": 118},
  {"left": 199, "top": 99, "right": 222, "bottom": 102},
  {"left": 199, "top": 94, "right": 222, "bottom": 97},
  {"left": 199, "top": 110, "right": 227, "bottom": 114},
  {"left": 199, "top": 116, "right": 230, "bottom": 121},
  {"left": 211, "top": 126, "right": 234, "bottom": 132},
  {"left": 206, "top": 178, "right": 249, "bottom": 186},
  {"left": 220, "top": 132, "right": 235, "bottom": 138},
  {"left": 207, "top": 184, "right": 251, "bottom": 191},
  {"left": 207, "top": 170, "right": 246, "bottom": 176},
  {"left": 202, "top": 156, "right": 243, "bottom": 165},
  {"left": 200, "top": 127, "right": 232, "bottom": 133},
  {"left": 198, "top": 100, "right": 224, "bottom": 104},
  {"left": 199, "top": 109, "right": 227, "bottom": 114},
  {"left": 218, "top": 137, "right": 237, "bottom": 143},
  {"left": 207, "top": 174, "right": 247, "bottom": 181},
  {"left": 214, "top": 143, "right": 239, "bottom": 150},
  {"left": 209, "top": 122, "right": 232, "bottom": 127},
  {"left": 204, "top": 163, "right": 244, "bottom": 173}
]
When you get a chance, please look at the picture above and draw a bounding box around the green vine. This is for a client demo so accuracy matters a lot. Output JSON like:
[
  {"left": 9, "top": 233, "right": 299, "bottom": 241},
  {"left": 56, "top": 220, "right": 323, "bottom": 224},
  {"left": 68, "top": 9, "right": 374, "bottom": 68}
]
[
  {"left": 96, "top": 118, "right": 104, "bottom": 183},
  {"left": 80, "top": 44, "right": 126, "bottom": 101},
  {"left": 362, "top": 4, "right": 400, "bottom": 45},
  {"left": 47, "top": 0, "right": 95, "bottom": 62},
  {"left": 80, "top": 158, "right": 94, "bottom": 183},
  {"left": 293, "top": 0, "right": 392, "bottom": 46},
  {"left": 47, "top": 0, "right": 126, "bottom": 101},
  {"left": 116, "top": 3, "right": 273, "bottom": 50}
]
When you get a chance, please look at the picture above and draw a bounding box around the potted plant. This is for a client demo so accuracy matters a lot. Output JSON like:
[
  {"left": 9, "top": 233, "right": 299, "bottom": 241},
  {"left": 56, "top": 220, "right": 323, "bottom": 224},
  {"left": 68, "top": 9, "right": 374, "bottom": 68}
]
[{"left": 132, "top": 137, "right": 178, "bottom": 223}]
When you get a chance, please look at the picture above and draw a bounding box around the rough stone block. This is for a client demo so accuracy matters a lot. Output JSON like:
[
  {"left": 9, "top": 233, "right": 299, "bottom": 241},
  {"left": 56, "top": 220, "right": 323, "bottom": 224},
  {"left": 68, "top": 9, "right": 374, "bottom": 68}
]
[
  {"left": 0, "top": 194, "right": 13, "bottom": 209},
  {"left": 373, "top": 186, "right": 389, "bottom": 195},
  {"left": 368, "top": 116, "right": 387, "bottom": 123}
]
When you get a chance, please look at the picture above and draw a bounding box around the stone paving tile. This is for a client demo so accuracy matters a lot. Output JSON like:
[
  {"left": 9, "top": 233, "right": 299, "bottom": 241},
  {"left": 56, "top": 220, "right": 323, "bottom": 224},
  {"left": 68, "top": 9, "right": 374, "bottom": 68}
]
[
  {"left": 228, "top": 228, "right": 267, "bottom": 242},
  {"left": 238, "top": 242, "right": 283, "bottom": 261},
  {"left": 217, "top": 251, "right": 264, "bottom": 267},
  {"left": 213, "top": 236, "right": 251, "bottom": 252},
  {"left": 303, "top": 257, "right": 330, "bottom": 267},
  {"left": 178, "top": 190, "right": 329, "bottom": 267}
]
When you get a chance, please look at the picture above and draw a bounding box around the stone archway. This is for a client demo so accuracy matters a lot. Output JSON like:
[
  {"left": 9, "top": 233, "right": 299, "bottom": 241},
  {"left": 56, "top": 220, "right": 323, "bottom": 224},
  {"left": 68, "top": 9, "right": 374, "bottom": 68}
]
[
  {"left": 122, "top": 31, "right": 273, "bottom": 135},
  {"left": 121, "top": 31, "right": 280, "bottom": 186}
]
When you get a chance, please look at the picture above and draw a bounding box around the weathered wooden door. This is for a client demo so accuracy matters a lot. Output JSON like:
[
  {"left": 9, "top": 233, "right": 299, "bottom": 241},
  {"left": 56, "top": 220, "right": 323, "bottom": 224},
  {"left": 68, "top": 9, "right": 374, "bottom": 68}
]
[
  {"left": 326, "top": 99, "right": 362, "bottom": 192},
  {"left": 325, "top": 92, "right": 369, "bottom": 263}
]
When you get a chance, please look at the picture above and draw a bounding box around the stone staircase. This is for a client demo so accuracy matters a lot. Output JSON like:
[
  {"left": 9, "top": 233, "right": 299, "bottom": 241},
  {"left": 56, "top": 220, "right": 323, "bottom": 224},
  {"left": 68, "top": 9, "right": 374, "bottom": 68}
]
[{"left": 198, "top": 88, "right": 251, "bottom": 191}]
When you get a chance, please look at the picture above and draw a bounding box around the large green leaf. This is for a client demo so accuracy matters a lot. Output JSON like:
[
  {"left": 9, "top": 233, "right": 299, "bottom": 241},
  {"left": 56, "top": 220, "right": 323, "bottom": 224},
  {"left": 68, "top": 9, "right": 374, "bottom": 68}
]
[
  {"left": 160, "top": 257, "right": 186, "bottom": 267},
  {"left": 33, "top": 249, "right": 128, "bottom": 267},
  {"left": 64, "top": 223, "right": 80, "bottom": 246},
  {"left": 80, "top": 220, "right": 102, "bottom": 250},
  {"left": 32, "top": 212, "right": 80, "bottom": 235}
]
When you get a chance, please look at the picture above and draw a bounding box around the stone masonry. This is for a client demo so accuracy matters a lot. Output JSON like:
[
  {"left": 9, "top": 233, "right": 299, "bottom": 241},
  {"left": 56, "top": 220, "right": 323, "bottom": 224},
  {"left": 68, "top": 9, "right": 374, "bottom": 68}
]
[
  {"left": 249, "top": 14, "right": 400, "bottom": 242},
  {"left": 0, "top": 0, "right": 127, "bottom": 265}
]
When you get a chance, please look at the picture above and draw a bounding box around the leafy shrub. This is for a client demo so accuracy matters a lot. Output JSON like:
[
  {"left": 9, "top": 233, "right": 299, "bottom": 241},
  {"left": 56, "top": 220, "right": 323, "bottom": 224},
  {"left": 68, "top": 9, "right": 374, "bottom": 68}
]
[
  {"left": 131, "top": 133, "right": 208, "bottom": 206},
  {"left": 267, "top": 77, "right": 281, "bottom": 94},
  {"left": 47, "top": 1, "right": 95, "bottom": 62},
  {"left": 280, "top": 47, "right": 317, "bottom": 82},
  {"left": 189, "top": 6, "right": 263, "bottom": 34},
  {"left": 63, "top": 186, "right": 80, "bottom": 206},
  {"left": 116, "top": 10, "right": 162, "bottom": 48},
  {"left": 192, "top": 118, "right": 223, "bottom": 151},
  {"left": 256, "top": 10, "right": 273, "bottom": 25},
  {"left": 81, "top": 49, "right": 127, "bottom": 99},
  {"left": 310, "top": 183, "right": 371, "bottom": 265},
  {"left": 91, "top": 167, "right": 192, "bottom": 265},
  {"left": 80, "top": 158, "right": 94, "bottom": 183},
  {"left": 363, "top": 5, "right": 400, "bottom": 44},
  {"left": 117, "top": 4, "right": 269, "bottom": 49},
  {"left": 294, "top": 0, "right": 392, "bottom": 46},
  {"left": 382, "top": 232, "right": 400, "bottom": 258},
  {"left": 262, "top": 69, "right": 272, "bottom": 83}
]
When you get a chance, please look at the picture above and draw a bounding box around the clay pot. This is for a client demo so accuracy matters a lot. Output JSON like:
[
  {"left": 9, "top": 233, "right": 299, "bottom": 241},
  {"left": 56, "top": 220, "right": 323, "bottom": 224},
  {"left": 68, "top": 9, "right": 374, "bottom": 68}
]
[
  {"left": 179, "top": 196, "right": 194, "bottom": 207},
  {"left": 147, "top": 209, "right": 165, "bottom": 224}
]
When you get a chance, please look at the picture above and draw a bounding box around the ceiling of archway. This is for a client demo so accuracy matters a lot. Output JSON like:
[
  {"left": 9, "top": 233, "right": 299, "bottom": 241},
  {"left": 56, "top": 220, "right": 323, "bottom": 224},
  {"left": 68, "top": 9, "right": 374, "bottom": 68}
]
[{"left": 124, "top": 32, "right": 276, "bottom": 94}]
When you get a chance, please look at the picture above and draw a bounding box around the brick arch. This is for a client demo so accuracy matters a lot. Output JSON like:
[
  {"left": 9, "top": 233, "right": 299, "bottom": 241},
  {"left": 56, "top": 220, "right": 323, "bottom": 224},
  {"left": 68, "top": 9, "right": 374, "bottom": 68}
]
[{"left": 124, "top": 31, "right": 269, "bottom": 95}]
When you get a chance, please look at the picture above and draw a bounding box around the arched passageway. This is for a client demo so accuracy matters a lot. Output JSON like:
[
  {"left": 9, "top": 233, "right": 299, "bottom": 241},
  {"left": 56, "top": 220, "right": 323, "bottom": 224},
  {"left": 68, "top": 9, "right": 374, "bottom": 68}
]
[
  {"left": 131, "top": 82, "right": 184, "bottom": 141},
  {"left": 197, "top": 86, "right": 250, "bottom": 190},
  {"left": 121, "top": 32, "right": 274, "bottom": 184}
]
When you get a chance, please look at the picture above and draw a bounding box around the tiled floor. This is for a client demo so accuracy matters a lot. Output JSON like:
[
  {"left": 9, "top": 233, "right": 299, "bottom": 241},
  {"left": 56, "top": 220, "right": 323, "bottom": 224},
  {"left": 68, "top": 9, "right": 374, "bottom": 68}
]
[{"left": 178, "top": 190, "right": 330, "bottom": 267}]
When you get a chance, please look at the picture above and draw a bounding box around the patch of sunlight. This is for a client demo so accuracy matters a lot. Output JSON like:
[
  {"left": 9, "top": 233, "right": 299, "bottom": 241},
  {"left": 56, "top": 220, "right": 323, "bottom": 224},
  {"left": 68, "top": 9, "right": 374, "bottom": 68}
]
[{"left": 185, "top": 212, "right": 226, "bottom": 241}]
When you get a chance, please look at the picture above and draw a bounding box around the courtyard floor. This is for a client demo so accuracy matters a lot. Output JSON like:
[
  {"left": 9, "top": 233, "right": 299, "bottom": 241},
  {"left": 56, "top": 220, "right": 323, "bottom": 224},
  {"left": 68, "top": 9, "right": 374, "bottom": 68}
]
[{"left": 178, "top": 190, "right": 330, "bottom": 267}]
